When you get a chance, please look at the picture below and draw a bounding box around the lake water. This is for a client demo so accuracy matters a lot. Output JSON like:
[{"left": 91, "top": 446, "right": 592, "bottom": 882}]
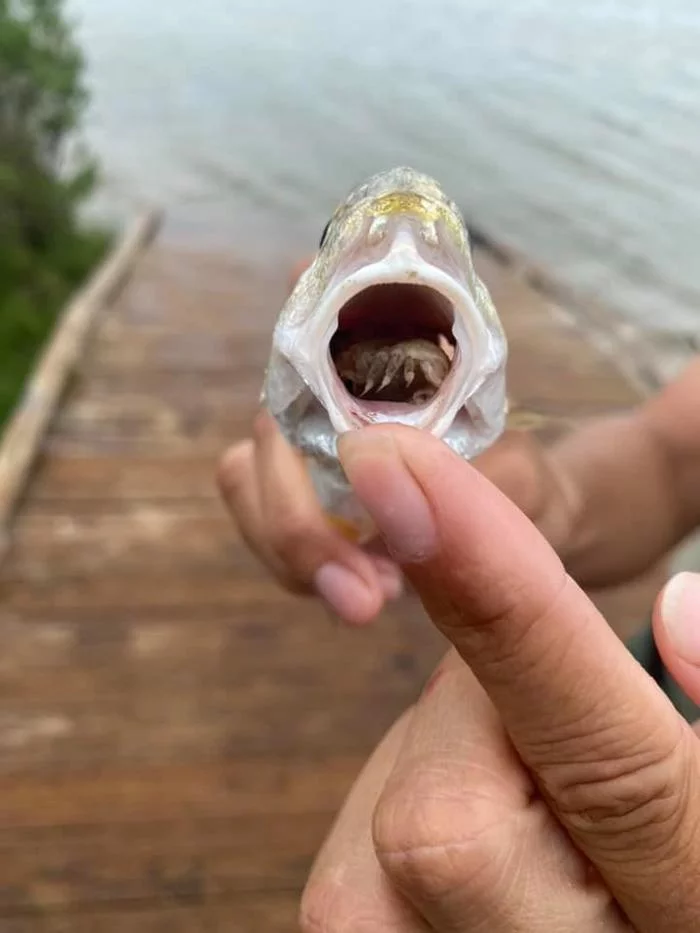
[{"left": 69, "top": 0, "right": 700, "bottom": 335}]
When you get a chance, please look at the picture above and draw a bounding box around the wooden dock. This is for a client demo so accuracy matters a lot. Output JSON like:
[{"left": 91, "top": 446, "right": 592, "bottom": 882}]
[{"left": 0, "top": 233, "right": 667, "bottom": 931}]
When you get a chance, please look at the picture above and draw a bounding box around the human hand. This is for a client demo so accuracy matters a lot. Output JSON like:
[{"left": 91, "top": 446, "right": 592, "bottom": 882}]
[
  {"left": 217, "top": 411, "right": 404, "bottom": 625},
  {"left": 300, "top": 424, "right": 700, "bottom": 932},
  {"left": 218, "top": 410, "right": 577, "bottom": 625},
  {"left": 219, "top": 249, "right": 581, "bottom": 623}
]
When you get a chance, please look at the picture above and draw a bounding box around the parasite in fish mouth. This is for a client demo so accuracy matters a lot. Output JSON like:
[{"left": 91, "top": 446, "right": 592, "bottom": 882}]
[
  {"left": 334, "top": 337, "right": 451, "bottom": 405},
  {"left": 329, "top": 281, "right": 458, "bottom": 408}
]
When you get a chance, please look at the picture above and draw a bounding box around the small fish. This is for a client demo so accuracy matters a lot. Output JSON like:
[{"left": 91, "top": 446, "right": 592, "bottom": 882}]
[{"left": 261, "top": 167, "right": 508, "bottom": 540}]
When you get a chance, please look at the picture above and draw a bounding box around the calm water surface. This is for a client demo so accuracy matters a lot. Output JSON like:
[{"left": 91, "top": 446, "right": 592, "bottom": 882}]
[{"left": 70, "top": 0, "right": 700, "bottom": 334}]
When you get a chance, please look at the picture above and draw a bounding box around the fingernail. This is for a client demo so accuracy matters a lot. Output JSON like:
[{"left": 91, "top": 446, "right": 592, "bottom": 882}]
[
  {"left": 314, "top": 562, "right": 377, "bottom": 626},
  {"left": 660, "top": 572, "right": 700, "bottom": 664},
  {"left": 373, "top": 559, "right": 404, "bottom": 601},
  {"left": 338, "top": 431, "right": 438, "bottom": 563}
]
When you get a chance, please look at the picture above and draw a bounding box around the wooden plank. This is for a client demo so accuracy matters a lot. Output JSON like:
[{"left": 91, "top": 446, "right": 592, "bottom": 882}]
[
  {"left": 106, "top": 290, "right": 277, "bottom": 331},
  {"left": 0, "top": 606, "right": 438, "bottom": 709},
  {"left": 3, "top": 510, "right": 243, "bottom": 582},
  {"left": 0, "top": 686, "right": 421, "bottom": 772},
  {"left": 30, "top": 456, "right": 220, "bottom": 503},
  {"left": 0, "top": 211, "right": 162, "bottom": 555},
  {"left": 0, "top": 757, "right": 362, "bottom": 829},
  {"left": 2, "top": 893, "right": 300, "bottom": 932},
  {"left": 0, "top": 815, "right": 325, "bottom": 915},
  {"left": 81, "top": 331, "right": 269, "bottom": 374},
  {"left": 38, "top": 433, "right": 231, "bottom": 459},
  {"left": 65, "top": 369, "right": 252, "bottom": 394},
  {"left": 0, "top": 570, "right": 303, "bottom": 613},
  {"left": 51, "top": 404, "right": 252, "bottom": 451}
]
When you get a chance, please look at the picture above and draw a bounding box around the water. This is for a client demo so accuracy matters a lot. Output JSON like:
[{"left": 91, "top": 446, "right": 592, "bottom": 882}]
[{"left": 69, "top": 0, "right": 700, "bottom": 335}]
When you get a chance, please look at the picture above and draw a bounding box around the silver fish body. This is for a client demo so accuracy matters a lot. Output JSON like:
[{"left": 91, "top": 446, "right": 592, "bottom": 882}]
[{"left": 261, "top": 167, "right": 508, "bottom": 539}]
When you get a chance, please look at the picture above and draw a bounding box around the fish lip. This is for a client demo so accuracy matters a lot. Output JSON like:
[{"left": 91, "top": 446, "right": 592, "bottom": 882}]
[{"left": 310, "top": 252, "right": 496, "bottom": 435}]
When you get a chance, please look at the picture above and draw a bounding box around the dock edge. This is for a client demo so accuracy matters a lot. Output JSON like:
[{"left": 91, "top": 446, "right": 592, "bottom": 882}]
[{"left": 0, "top": 208, "right": 163, "bottom": 560}]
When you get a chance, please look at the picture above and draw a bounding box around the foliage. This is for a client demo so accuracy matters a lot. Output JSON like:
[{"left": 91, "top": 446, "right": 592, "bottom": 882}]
[{"left": 0, "top": 0, "right": 110, "bottom": 427}]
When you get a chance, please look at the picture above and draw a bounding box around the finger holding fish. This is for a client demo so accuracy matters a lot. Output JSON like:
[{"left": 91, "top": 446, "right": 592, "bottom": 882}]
[
  {"left": 223, "top": 168, "right": 567, "bottom": 623},
  {"left": 218, "top": 412, "right": 403, "bottom": 624}
]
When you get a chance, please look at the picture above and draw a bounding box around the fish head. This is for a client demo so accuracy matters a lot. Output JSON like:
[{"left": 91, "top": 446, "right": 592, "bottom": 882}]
[{"left": 263, "top": 167, "right": 508, "bottom": 462}]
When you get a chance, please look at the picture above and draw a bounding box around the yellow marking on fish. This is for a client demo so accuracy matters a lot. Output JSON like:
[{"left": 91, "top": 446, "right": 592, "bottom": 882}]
[
  {"left": 368, "top": 193, "right": 466, "bottom": 247},
  {"left": 326, "top": 514, "right": 363, "bottom": 543},
  {"left": 505, "top": 397, "right": 560, "bottom": 432},
  {"left": 369, "top": 192, "right": 441, "bottom": 220},
  {"left": 506, "top": 410, "right": 552, "bottom": 431}
]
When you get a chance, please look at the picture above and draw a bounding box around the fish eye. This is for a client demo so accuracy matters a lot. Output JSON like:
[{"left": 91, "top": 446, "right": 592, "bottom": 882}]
[{"left": 319, "top": 219, "right": 331, "bottom": 249}]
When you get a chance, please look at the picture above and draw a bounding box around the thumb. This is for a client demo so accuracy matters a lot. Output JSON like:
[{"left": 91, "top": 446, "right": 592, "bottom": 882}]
[
  {"left": 654, "top": 571, "right": 700, "bottom": 708},
  {"left": 338, "top": 424, "right": 700, "bottom": 933}
]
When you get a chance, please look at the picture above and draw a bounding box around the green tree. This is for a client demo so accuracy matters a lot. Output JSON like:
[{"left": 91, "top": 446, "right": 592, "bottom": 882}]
[{"left": 0, "top": 0, "right": 109, "bottom": 427}]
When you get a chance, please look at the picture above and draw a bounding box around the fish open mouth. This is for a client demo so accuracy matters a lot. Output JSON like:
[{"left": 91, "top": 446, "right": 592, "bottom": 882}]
[{"left": 329, "top": 284, "right": 457, "bottom": 409}]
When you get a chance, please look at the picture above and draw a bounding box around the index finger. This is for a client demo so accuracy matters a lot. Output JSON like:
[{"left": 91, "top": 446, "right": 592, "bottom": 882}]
[
  {"left": 338, "top": 425, "right": 700, "bottom": 933},
  {"left": 252, "top": 412, "right": 402, "bottom": 624}
]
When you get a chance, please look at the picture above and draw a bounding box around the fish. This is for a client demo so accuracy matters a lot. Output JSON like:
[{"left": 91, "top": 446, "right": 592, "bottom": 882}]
[{"left": 261, "top": 166, "right": 509, "bottom": 542}]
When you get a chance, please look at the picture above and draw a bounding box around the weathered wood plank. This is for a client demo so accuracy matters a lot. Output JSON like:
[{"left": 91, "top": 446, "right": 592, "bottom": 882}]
[
  {"left": 0, "top": 693, "right": 414, "bottom": 775},
  {"left": 0, "top": 757, "right": 361, "bottom": 828},
  {"left": 83, "top": 331, "right": 269, "bottom": 373},
  {"left": 2, "top": 893, "right": 300, "bottom": 932},
  {"left": 0, "top": 814, "right": 324, "bottom": 915},
  {"left": 0, "top": 606, "right": 437, "bottom": 707},
  {"left": 7, "top": 508, "right": 232, "bottom": 573},
  {"left": 30, "top": 456, "right": 220, "bottom": 503},
  {"left": 0, "top": 566, "right": 282, "bottom": 612},
  {"left": 0, "top": 685, "right": 423, "bottom": 773}
]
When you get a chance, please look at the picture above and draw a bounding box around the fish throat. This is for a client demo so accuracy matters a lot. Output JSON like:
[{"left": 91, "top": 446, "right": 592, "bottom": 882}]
[{"left": 330, "top": 283, "right": 456, "bottom": 408}]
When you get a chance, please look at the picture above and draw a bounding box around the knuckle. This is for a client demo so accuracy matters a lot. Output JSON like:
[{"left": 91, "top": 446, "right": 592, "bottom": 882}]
[
  {"left": 438, "top": 568, "right": 570, "bottom": 675},
  {"left": 299, "top": 879, "right": 392, "bottom": 933},
  {"left": 372, "top": 762, "right": 512, "bottom": 902},
  {"left": 544, "top": 719, "right": 694, "bottom": 854},
  {"left": 217, "top": 443, "right": 252, "bottom": 496},
  {"left": 299, "top": 881, "right": 338, "bottom": 933}
]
